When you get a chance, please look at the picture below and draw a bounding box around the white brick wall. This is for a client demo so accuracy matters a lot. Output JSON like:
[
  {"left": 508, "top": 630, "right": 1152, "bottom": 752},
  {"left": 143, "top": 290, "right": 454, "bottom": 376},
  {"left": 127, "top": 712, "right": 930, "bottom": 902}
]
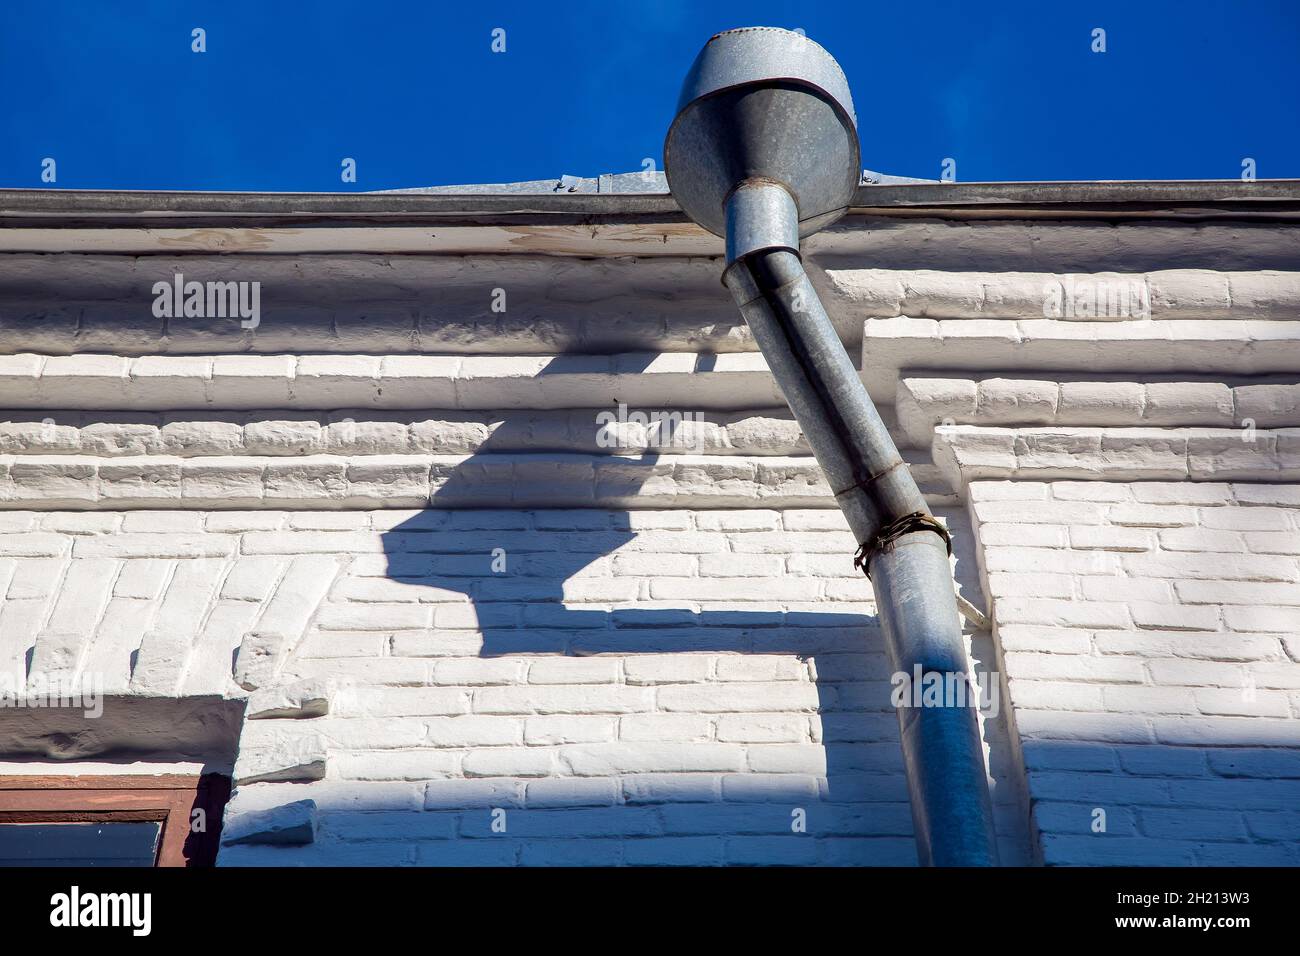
[
  {"left": 970, "top": 481, "right": 1300, "bottom": 865},
  {"left": 0, "top": 506, "right": 1025, "bottom": 865},
  {"left": 211, "top": 506, "right": 1024, "bottom": 865},
  {"left": 16, "top": 483, "right": 1295, "bottom": 866}
]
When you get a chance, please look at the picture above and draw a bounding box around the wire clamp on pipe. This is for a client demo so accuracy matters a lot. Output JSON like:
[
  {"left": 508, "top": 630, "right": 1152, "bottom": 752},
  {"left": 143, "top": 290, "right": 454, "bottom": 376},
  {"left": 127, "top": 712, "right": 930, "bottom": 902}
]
[{"left": 853, "top": 511, "right": 952, "bottom": 579}]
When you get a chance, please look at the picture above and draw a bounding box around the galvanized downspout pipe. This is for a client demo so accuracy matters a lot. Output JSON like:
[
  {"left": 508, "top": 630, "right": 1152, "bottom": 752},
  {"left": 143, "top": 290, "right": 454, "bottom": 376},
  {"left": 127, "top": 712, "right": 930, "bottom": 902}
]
[{"left": 664, "top": 27, "right": 998, "bottom": 866}]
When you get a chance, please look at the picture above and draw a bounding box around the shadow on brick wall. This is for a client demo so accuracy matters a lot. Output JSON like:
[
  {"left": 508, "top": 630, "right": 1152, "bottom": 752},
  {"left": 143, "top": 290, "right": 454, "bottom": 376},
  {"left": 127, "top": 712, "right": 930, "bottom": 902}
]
[
  {"left": 998, "top": 737, "right": 1300, "bottom": 866},
  {"left": 347, "top": 469, "right": 1028, "bottom": 866}
]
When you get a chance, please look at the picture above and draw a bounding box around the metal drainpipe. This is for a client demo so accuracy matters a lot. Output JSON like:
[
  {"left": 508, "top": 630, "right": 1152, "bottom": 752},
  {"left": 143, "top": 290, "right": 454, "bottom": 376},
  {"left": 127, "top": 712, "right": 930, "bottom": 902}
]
[{"left": 665, "top": 28, "right": 998, "bottom": 866}]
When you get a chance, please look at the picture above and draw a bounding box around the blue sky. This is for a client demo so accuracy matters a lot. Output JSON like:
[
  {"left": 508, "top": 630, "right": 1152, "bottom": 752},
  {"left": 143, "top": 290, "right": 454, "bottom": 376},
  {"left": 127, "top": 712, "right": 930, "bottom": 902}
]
[{"left": 2, "top": 0, "right": 1296, "bottom": 191}]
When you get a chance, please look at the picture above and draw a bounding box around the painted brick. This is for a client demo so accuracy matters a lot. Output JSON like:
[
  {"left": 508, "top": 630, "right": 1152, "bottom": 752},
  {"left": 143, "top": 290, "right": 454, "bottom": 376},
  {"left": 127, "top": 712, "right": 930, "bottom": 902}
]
[
  {"left": 1128, "top": 602, "right": 1221, "bottom": 631},
  {"left": 1222, "top": 605, "right": 1300, "bottom": 632},
  {"left": 462, "top": 748, "right": 557, "bottom": 778},
  {"left": 1077, "top": 576, "right": 1174, "bottom": 603},
  {"left": 622, "top": 656, "right": 712, "bottom": 685},
  {"left": 474, "top": 685, "right": 654, "bottom": 715},
  {"left": 112, "top": 558, "right": 172, "bottom": 600},
  {"left": 561, "top": 743, "right": 745, "bottom": 776},
  {"left": 1107, "top": 504, "right": 1197, "bottom": 527},
  {"left": 976, "top": 523, "right": 1068, "bottom": 548},
  {"left": 526, "top": 716, "right": 618, "bottom": 745},
  {"left": 994, "top": 598, "right": 1131, "bottom": 629},
  {"left": 986, "top": 572, "right": 1074, "bottom": 599},
  {"left": 336, "top": 688, "right": 470, "bottom": 718},
  {"left": 1242, "top": 531, "right": 1300, "bottom": 554},
  {"left": 1125, "top": 551, "right": 1295, "bottom": 582},
  {"left": 618, "top": 714, "right": 711, "bottom": 742},
  {"left": 526, "top": 657, "right": 620, "bottom": 685},
  {"left": 1157, "top": 528, "right": 1245, "bottom": 552},
  {"left": 1174, "top": 580, "right": 1300, "bottom": 606},
  {"left": 984, "top": 548, "right": 1120, "bottom": 575},
  {"left": 715, "top": 714, "right": 810, "bottom": 743},
  {"left": 333, "top": 751, "right": 459, "bottom": 781},
  {"left": 657, "top": 682, "right": 822, "bottom": 714},
  {"left": 524, "top": 778, "right": 619, "bottom": 808},
  {"left": 1068, "top": 526, "right": 1154, "bottom": 552},
  {"left": 982, "top": 481, "right": 1300, "bottom": 866},
  {"left": 1050, "top": 482, "right": 1131, "bottom": 503},
  {"left": 424, "top": 716, "right": 523, "bottom": 747}
]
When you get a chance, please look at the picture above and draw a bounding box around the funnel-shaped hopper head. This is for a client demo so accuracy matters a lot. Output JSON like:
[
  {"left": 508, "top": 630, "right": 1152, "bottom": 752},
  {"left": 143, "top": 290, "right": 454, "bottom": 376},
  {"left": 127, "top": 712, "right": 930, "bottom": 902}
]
[{"left": 664, "top": 27, "right": 861, "bottom": 239}]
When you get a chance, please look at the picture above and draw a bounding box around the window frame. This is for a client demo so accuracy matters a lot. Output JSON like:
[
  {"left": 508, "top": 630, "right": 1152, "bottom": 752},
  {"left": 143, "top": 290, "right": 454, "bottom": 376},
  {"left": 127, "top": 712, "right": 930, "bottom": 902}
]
[{"left": 0, "top": 773, "right": 227, "bottom": 867}]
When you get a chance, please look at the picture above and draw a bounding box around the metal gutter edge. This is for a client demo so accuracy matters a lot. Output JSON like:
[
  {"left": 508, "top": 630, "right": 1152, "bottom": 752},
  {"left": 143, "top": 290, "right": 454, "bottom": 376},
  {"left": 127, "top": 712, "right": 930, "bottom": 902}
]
[
  {"left": 0, "top": 180, "right": 1297, "bottom": 226},
  {"left": 849, "top": 178, "right": 1300, "bottom": 208},
  {"left": 1, "top": 181, "right": 1296, "bottom": 255}
]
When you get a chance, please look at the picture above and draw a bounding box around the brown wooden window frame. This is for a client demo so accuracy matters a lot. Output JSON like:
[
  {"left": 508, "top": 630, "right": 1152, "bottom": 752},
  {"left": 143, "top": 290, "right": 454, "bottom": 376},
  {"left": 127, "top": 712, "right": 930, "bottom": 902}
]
[{"left": 0, "top": 774, "right": 230, "bottom": 867}]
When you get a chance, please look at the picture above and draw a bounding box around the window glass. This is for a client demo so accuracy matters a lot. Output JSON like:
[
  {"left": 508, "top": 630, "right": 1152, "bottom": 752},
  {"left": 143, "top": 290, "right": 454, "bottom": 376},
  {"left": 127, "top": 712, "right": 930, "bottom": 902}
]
[{"left": 0, "top": 822, "right": 161, "bottom": 866}]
